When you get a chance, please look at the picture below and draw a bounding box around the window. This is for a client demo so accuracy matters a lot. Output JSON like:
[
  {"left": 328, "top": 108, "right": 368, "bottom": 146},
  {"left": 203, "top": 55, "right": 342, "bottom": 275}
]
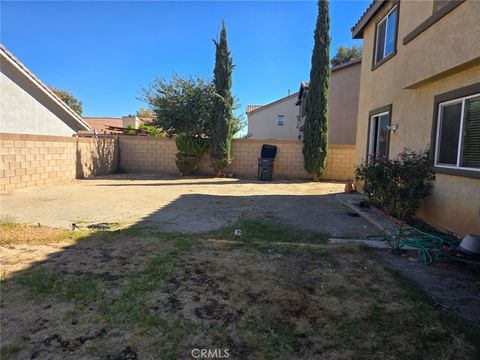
[
  {"left": 277, "top": 115, "right": 285, "bottom": 126},
  {"left": 435, "top": 94, "right": 480, "bottom": 171},
  {"left": 368, "top": 111, "right": 390, "bottom": 159},
  {"left": 374, "top": 5, "right": 398, "bottom": 65}
]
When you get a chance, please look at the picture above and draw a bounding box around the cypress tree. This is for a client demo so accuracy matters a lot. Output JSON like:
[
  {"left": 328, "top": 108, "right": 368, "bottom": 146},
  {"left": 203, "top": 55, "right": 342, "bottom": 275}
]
[
  {"left": 210, "top": 21, "right": 234, "bottom": 176},
  {"left": 303, "top": 0, "right": 330, "bottom": 181}
]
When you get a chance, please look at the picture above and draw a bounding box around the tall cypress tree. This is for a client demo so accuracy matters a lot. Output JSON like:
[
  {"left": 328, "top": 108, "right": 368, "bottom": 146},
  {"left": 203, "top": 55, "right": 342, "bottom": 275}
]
[
  {"left": 303, "top": 0, "right": 330, "bottom": 180},
  {"left": 210, "top": 21, "right": 234, "bottom": 176}
]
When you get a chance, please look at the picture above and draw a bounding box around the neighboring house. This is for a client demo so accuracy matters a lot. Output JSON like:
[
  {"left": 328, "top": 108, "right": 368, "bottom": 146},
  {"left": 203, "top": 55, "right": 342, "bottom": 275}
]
[
  {"left": 83, "top": 116, "right": 145, "bottom": 134},
  {"left": 0, "top": 45, "right": 91, "bottom": 136},
  {"left": 297, "top": 59, "right": 361, "bottom": 144},
  {"left": 352, "top": 0, "right": 480, "bottom": 236},
  {"left": 246, "top": 93, "right": 300, "bottom": 139}
]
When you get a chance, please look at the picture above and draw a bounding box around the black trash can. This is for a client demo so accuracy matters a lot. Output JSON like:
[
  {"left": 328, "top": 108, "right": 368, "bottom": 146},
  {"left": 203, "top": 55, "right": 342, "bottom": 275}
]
[{"left": 258, "top": 144, "right": 277, "bottom": 181}]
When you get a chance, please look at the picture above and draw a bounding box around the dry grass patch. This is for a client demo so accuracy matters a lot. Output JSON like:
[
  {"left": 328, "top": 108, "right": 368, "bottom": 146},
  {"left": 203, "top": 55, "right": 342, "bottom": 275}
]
[
  {"left": 0, "top": 222, "right": 478, "bottom": 359},
  {"left": 0, "top": 219, "right": 90, "bottom": 246}
]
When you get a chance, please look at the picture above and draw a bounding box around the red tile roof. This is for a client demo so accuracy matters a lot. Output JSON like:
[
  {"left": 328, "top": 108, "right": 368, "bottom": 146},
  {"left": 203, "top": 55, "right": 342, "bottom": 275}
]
[
  {"left": 246, "top": 105, "right": 263, "bottom": 113},
  {"left": 83, "top": 117, "right": 123, "bottom": 133}
]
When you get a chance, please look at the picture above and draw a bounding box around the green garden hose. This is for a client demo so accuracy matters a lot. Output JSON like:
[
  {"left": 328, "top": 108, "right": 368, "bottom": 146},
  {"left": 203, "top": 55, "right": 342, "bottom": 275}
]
[{"left": 367, "top": 227, "right": 459, "bottom": 265}]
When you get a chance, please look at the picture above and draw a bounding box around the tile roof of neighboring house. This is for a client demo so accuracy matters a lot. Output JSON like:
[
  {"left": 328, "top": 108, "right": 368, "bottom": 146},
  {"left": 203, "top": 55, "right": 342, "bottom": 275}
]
[
  {"left": 0, "top": 44, "right": 91, "bottom": 131},
  {"left": 83, "top": 117, "right": 123, "bottom": 133},
  {"left": 247, "top": 93, "right": 299, "bottom": 115},
  {"left": 351, "top": 0, "right": 387, "bottom": 39},
  {"left": 246, "top": 105, "right": 263, "bottom": 113}
]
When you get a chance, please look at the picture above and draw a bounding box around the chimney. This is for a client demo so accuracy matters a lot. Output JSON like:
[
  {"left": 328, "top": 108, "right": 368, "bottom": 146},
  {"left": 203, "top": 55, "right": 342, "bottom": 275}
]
[{"left": 288, "top": 89, "right": 291, "bottom": 96}]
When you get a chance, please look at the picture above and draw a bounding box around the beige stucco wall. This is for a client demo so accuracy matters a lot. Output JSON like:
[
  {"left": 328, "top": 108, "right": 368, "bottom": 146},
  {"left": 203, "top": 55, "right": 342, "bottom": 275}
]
[
  {"left": 328, "top": 62, "right": 361, "bottom": 145},
  {"left": 0, "top": 133, "right": 118, "bottom": 192},
  {"left": 247, "top": 94, "right": 300, "bottom": 139},
  {"left": 0, "top": 60, "right": 80, "bottom": 136},
  {"left": 355, "top": 0, "right": 480, "bottom": 236}
]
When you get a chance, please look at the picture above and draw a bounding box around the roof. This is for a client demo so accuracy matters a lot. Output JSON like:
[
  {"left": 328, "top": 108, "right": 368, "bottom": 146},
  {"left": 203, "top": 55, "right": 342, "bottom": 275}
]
[
  {"left": 351, "top": 0, "right": 387, "bottom": 39},
  {"left": 246, "top": 92, "right": 299, "bottom": 115},
  {"left": 331, "top": 58, "right": 362, "bottom": 72},
  {"left": 246, "top": 105, "right": 263, "bottom": 113},
  {"left": 83, "top": 117, "right": 123, "bottom": 132},
  {"left": 295, "top": 60, "right": 361, "bottom": 105},
  {"left": 0, "top": 44, "right": 91, "bottom": 132},
  {"left": 296, "top": 82, "right": 310, "bottom": 105}
]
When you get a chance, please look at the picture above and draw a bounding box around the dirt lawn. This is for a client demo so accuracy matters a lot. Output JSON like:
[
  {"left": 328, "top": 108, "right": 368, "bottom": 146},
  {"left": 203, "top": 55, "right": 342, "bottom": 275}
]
[
  {"left": 0, "top": 174, "right": 377, "bottom": 237},
  {"left": 1, "top": 221, "right": 478, "bottom": 359}
]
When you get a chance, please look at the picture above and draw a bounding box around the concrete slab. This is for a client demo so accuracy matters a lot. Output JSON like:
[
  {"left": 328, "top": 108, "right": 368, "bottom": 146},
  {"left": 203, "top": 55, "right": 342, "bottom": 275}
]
[{"left": 0, "top": 174, "right": 380, "bottom": 237}]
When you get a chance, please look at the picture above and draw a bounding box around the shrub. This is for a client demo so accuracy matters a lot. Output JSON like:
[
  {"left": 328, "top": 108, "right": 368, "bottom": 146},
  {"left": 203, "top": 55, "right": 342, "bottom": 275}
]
[
  {"left": 175, "top": 134, "right": 208, "bottom": 175},
  {"left": 138, "top": 124, "right": 164, "bottom": 137},
  {"left": 355, "top": 149, "right": 435, "bottom": 221}
]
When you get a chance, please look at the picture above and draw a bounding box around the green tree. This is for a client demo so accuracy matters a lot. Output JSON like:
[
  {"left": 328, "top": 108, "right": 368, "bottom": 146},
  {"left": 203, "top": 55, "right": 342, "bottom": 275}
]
[
  {"left": 303, "top": 0, "right": 330, "bottom": 181},
  {"left": 210, "top": 21, "right": 234, "bottom": 176},
  {"left": 141, "top": 74, "right": 215, "bottom": 137},
  {"left": 50, "top": 87, "right": 83, "bottom": 115},
  {"left": 136, "top": 107, "right": 155, "bottom": 120},
  {"left": 330, "top": 45, "right": 362, "bottom": 67}
]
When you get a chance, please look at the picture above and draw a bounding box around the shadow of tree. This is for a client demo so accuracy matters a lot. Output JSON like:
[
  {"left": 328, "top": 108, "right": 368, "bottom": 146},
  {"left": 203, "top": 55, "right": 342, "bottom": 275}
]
[{"left": 75, "top": 137, "right": 119, "bottom": 179}]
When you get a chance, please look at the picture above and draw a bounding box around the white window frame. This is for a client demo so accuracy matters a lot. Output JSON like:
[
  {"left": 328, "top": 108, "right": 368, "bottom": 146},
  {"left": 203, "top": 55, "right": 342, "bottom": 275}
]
[
  {"left": 374, "top": 5, "right": 397, "bottom": 64},
  {"left": 434, "top": 93, "right": 480, "bottom": 172},
  {"left": 368, "top": 111, "right": 390, "bottom": 158},
  {"left": 277, "top": 115, "right": 285, "bottom": 126}
]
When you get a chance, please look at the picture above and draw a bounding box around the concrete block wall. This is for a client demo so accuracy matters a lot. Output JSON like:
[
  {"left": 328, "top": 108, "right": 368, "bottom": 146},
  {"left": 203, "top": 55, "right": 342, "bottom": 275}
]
[
  {"left": 119, "top": 136, "right": 356, "bottom": 181},
  {"left": 119, "top": 136, "right": 178, "bottom": 173},
  {"left": 0, "top": 133, "right": 118, "bottom": 192}
]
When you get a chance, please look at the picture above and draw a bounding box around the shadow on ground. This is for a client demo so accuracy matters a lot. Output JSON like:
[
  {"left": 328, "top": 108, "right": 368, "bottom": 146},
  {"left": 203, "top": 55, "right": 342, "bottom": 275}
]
[{"left": 1, "top": 180, "right": 479, "bottom": 359}]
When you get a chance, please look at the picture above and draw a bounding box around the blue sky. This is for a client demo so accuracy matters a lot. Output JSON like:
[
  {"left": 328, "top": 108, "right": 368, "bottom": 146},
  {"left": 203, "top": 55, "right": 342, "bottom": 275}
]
[{"left": 1, "top": 0, "right": 368, "bottom": 123}]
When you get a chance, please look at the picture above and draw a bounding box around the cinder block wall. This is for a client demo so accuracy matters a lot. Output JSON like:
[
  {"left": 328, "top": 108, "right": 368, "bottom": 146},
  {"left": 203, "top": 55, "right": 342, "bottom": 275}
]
[
  {"left": 119, "top": 136, "right": 355, "bottom": 181},
  {"left": 0, "top": 133, "right": 118, "bottom": 192}
]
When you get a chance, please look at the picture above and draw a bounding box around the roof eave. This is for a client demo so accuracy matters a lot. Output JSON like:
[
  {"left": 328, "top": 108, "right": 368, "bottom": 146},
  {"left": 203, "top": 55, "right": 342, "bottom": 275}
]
[
  {"left": 351, "top": 0, "right": 387, "bottom": 39},
  {"left": 0, "top": 45, "right": 91, "bottom": 132},
  {"left": 248, "top": 92, "right": 299, "bottom": 115}
]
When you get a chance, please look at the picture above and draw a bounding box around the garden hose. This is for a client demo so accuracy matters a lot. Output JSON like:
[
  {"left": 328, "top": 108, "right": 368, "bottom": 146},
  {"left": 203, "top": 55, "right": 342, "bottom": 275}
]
[{"left": 366, "top": 227, "right": 457, "bottom": 265}]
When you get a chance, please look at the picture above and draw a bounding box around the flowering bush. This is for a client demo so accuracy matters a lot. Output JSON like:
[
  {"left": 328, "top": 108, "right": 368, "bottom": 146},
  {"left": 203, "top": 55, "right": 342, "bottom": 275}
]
[{"left": 355, "top": 148, "right": 435, "bottom": 220}]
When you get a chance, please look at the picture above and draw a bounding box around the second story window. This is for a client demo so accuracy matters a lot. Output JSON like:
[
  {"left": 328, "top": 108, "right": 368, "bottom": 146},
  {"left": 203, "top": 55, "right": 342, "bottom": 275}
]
[
  {"left": 374, "top": 5, "right": 398, "bottom": 65},
  {"left": 277, "top": 115, "right": 285, "bottom": 126}
]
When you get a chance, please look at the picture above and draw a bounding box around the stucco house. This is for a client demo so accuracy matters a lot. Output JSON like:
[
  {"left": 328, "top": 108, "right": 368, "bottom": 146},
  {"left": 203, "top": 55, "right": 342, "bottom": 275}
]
[
  {"left": 247, "top": 59, "right": 361, "bottom": 144},
  {"left": 0, "top": 45, "right": 91, "bottom": 136},
  {"left": 297, "top": 59, "right": 361, "bottom": 144},
  {"left": 246, "top": 93, "right": 300, "bottom": 139},
  {"left": 352, "top": 0, "right": 480, "bottom": 236}
]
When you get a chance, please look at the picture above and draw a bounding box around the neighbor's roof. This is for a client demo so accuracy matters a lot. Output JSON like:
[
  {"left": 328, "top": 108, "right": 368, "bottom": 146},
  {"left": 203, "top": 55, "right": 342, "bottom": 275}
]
[
  {"left": 83, "top": 117, "right": 123, "bottom": 132},
  {"left": 296, "top": 82, "right": 310, "bottom": 105},
  {"left": 247, "top": 92, "right": 299, "bottom": 115},
  {"left": 351, "top": 0, "right": 388, "bottom": 39},
  {"left": 0, "top": 44, "right": 91, "bottom": 131},
  {"left": 246, "top": 105, "right": 263, "bottom": 113},
  {"left": 331, "top": 59, "right": 362, "bottom": 72}
]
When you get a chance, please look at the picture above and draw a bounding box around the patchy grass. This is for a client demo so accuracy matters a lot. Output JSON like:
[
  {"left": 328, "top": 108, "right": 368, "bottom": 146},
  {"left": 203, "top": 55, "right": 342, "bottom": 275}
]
[
  {"left": 17, "top": 270, "right": 102, "bottom": 304},
  {"left": 0, "top": 219, "right": 91, "bottom": 246},
  {"left": 1, "top": 222, "right": 478, "bottom": 359},
  {"left": 206, "top": 218, "right": 329, "bottom": 244}
]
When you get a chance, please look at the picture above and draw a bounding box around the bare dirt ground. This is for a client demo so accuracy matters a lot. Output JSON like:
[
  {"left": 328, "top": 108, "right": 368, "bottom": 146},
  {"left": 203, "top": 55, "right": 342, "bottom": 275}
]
[
  {"left": 1, "top": 224, "right": 477, "bottom": 359},
  {"left": 0, "top": 174, "right": 378, "bottom": 237},
  {"left": 1, "top": 177, "right": 478, "bottom": 359}
]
